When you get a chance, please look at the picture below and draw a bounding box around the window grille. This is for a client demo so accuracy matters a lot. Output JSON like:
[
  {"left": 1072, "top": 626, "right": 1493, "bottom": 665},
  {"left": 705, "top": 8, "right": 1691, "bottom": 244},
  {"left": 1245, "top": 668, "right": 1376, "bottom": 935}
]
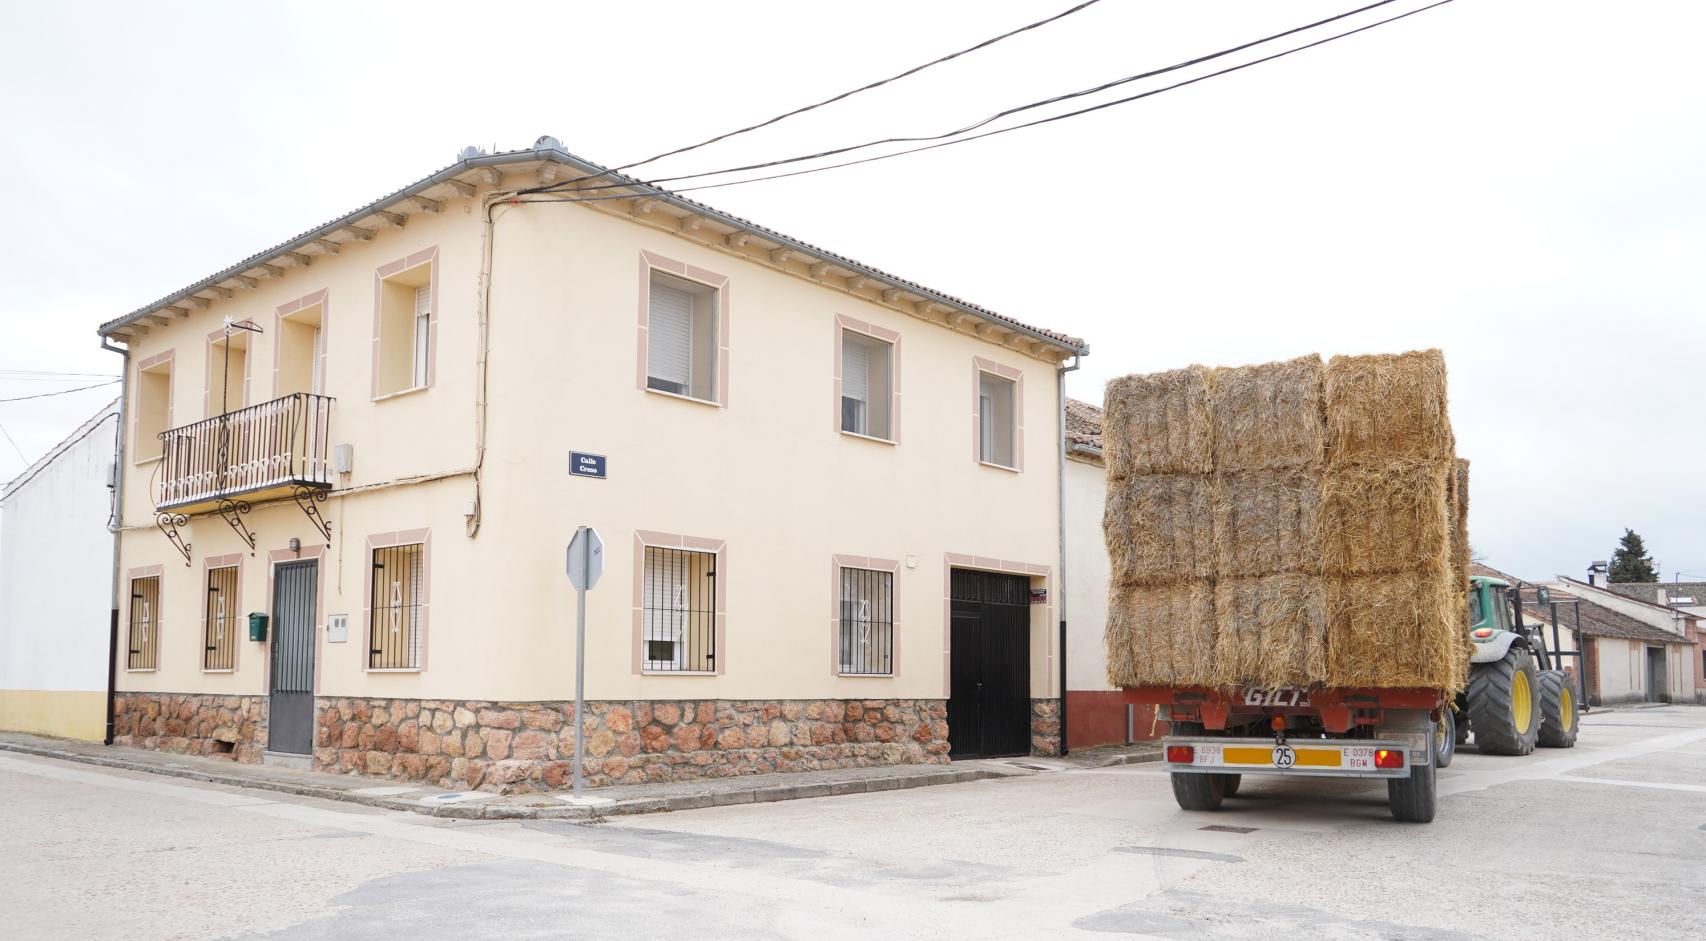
[
  {"left": 204, "top": 566, "right": 238, "bottom": 671},
  {"left": 840, "top": 567, "right": 894, "bottom": 675},
  {"left": 371, "top": 543, "right": 425, "bottom": 669},
  {"left": 128, "top": 576, "right": 160, "bottom": 670},
  {"left": 642, "top": 546, "right": 716, "bottom": 672}
]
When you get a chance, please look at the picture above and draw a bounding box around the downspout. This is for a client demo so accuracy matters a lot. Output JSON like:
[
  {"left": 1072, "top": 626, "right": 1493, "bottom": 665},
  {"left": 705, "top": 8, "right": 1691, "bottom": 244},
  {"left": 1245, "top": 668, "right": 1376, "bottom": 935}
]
[
  {"left": 466, "top": 185, "right": 521, "bottom": 538},
  {"left": 1056, "top": 354, "right": 1080, "bottom": 755},
  {"left": 101, "top": 335, "right": 129, "bottom": 745}
]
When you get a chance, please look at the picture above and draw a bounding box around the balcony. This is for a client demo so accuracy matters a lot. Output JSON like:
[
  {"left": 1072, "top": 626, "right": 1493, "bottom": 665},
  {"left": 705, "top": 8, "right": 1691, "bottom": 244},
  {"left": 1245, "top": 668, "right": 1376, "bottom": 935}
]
[{"left": 157, "top": 393, "right": 334, "bottom": 514}]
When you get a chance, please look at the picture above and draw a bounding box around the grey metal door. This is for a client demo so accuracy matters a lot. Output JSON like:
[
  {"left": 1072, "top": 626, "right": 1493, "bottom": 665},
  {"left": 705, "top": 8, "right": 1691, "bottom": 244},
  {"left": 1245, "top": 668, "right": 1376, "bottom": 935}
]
[
  {"left": 268, "top": 560, "right": 317, "bottom": 754},
  {"left": 1646, "top": 646, "right": 1666, "bottom": 703},
  {"left": 947, "top": 569, "right": 1031, "bottom": 758}
]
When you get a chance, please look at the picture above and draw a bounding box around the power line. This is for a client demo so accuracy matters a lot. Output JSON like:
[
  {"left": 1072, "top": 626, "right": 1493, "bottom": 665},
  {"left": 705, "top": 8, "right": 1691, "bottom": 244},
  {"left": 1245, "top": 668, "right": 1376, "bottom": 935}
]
[
  {"left": 622, "top": 0, "right": 1408, "bottom": 190},
  {"left": 608, "top": 0, "right": 1109, "bottom": 176},
  {"left": 0, "top": 417, "right": 25, "bottom": 464},
  {"left": 0, "top": 368, "right": 121, "bottom": 378},
  {"left": 0, "top": 379, "right": 121, "bottom": 403},
  {"left": 518, "top": 0, "right": 1457, "bottom": 204}
]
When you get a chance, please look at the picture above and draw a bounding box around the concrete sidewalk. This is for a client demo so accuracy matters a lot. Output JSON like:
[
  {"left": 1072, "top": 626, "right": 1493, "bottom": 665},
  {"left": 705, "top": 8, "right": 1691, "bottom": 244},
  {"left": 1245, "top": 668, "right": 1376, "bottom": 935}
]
[{"left": 0, "top": 732, "right": 1158, "bottom": 820}]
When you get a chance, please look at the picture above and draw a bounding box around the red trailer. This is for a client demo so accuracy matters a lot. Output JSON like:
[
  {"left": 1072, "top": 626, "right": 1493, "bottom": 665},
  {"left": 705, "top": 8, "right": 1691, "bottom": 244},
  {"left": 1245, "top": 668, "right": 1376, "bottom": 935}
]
[{"left": 1124, "top": 685, "right": 1447, "bottom": 823}]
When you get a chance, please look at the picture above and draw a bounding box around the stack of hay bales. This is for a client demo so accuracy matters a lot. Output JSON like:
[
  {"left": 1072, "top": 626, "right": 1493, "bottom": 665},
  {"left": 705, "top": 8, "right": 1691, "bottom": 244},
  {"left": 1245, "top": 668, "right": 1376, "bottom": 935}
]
[{"left": 1104, "top": 349, "right": 1467, "bottom": 692}]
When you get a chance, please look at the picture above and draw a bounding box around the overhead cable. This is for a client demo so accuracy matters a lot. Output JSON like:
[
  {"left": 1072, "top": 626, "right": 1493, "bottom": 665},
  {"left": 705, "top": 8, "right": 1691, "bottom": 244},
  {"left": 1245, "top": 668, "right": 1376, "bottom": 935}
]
[
  {"left": 517, "top": 0, "right": 1457, "bottom": 205},
  {"left": 608, "top": 0, "right": 1110, "bottom": 175}
]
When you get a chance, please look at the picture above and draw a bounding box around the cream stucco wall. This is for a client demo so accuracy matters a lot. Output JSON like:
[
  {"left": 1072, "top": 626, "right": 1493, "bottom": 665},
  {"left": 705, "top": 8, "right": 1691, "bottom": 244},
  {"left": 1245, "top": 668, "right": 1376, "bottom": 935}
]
[
  {"left": 1064, "top": 455, "right": 1113, "bottom": 692},
  {"left": 112, "top": 178, "right": 1068, "bottom": 705}
]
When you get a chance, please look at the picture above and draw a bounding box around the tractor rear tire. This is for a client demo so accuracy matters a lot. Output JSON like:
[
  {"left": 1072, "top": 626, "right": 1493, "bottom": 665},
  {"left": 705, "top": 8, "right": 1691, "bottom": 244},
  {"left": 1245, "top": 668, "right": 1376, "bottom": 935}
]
[
  {"left": 1537, "top": 670, "right": 1579, "bottom": 748},
  {"left": 1387, "top": 750, "right": 1437, "bottom": 823},
  {"left": 1435, "top": 707, "right": 1457, "bottom": 769},
  {"left": 1468, "top": 646, "right": 1541, "bottom": 756}
]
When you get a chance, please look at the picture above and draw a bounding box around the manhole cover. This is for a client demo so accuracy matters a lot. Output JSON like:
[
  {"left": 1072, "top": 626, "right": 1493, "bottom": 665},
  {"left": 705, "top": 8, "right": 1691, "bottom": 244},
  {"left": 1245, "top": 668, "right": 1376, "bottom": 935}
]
[{"left": 1198, "top": 825, "right": 1258, "bottom": 834}]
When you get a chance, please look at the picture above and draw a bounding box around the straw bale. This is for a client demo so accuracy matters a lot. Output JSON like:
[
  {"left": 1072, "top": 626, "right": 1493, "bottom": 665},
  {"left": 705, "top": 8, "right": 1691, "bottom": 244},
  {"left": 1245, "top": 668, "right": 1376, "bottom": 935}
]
[
  {"left": 1450, "top": 458, "right": 1470, "bottom": 587},
  {"left": 1320, "top": 460, "right": 1452, "bottom": 577},
  {"left": 1212, "top": 469, "right": 1323, "bottom": 578},
  {"left": 1208, "top": 355, "right": 1325, "bottom": 471},
  {"left": 1104, "top": 474, "right": 1214, "bottom": 587},
  {"left": 1324, "top": 349, "right": 1454, "bottom": 463},
  {"left": 1212, "top": 575, "right": 1327, "bottom": 688},
  {"left": 1105, "top": 580, "right": 1215, "bottom": 688},
  {"left": 1326, "top": 571, "right": 1467, "bottom": 691},
  {"left": 1102, "top": 366, "right": 1213, "bottom": 478}
]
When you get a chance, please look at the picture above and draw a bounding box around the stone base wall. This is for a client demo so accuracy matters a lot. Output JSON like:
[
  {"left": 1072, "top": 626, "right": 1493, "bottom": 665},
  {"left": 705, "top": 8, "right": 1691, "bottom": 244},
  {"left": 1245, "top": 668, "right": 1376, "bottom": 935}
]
[
  {"left": 1030, "top": 698, "right": 1062, "bottom": 756},
  {"left": 314, "top": 697, "right": 951, "bottom": 793},
  {"left": 106, "top": 694, "right": 951, "bottom": 793},
  {"left": 111, "top": 693, "right": 268, "bottom": 763}
]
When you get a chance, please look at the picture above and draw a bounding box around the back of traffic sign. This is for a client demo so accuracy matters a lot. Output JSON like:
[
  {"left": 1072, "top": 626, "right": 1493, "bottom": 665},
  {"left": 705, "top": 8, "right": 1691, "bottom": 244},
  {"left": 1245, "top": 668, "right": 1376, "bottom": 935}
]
[{"left": 567, "top": 526, "right": 604, "bottom": 591}]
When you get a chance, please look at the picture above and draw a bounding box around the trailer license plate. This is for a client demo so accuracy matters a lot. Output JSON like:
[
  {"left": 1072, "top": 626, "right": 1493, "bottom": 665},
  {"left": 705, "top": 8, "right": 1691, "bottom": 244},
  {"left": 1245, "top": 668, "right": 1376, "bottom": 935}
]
[{"left": 1342, "top": 746, "right": 1377, "bottom": 770}]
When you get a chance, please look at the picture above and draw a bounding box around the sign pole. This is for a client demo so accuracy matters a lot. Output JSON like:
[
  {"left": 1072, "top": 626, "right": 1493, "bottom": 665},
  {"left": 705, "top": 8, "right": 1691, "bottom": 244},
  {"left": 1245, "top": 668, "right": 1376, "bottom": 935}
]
[{"left": 572, "top": 527, "right": 588, "bottom": 797}]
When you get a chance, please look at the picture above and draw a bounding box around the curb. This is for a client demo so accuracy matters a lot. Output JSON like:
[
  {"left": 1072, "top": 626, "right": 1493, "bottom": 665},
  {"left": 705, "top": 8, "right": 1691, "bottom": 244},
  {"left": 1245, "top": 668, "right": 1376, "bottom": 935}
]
[{"left": 0, "top": 740, "right": 1004, "bottom": 820}]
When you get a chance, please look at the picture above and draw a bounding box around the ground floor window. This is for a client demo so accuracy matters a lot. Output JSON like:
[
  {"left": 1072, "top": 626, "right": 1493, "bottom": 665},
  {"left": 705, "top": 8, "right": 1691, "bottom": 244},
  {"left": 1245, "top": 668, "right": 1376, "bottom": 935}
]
[
  {"left": 128, "top": 575, "right": 160, "bottom": 670},
  {"left": 642, "top": 545, "right": 716, "bottom": 672},
  {"left": 839, "top": 566, "right": 894, "bottom": 675},
  {"left": 204, "top": 566, "right": 237, "bottom": 671},
  {"left": 370, "top": 543, "right": 424, "bottom": 669}
]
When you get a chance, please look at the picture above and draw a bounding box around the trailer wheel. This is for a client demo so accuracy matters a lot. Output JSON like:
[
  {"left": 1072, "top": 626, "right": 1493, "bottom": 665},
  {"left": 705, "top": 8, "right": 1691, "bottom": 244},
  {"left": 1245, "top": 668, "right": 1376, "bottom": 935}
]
[
  {"left": 1218, "top": 773, "right": 1242, "bottom": 797},
  {"left": 1387, "top": 751, "right": 1437, "bottom": 823},
  {"left": 1172, "top": 771, "right": 1226, "bottom": 811},
  {"left": 1435, "top": 708, "right": 1456, "bottom": 769},
  {"left": 1467, "top": 646, "right": 1540, "bottom": 756},
  {"left": 1537, "top": 670, "right": 1579, "bottom": 748}
]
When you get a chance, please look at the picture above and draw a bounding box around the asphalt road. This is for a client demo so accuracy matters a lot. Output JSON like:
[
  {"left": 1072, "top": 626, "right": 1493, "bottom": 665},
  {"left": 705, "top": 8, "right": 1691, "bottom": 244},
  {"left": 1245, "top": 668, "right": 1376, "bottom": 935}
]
[{"left": 4, "top": 706, "right": 1704, "bottom": 940}]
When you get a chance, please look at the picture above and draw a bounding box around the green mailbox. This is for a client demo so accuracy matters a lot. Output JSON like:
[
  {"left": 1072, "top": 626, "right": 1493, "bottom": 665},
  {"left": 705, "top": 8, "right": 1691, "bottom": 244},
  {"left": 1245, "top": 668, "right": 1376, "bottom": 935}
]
[{"left": 248, "top": 612, "right": 268, "bottom": 642}]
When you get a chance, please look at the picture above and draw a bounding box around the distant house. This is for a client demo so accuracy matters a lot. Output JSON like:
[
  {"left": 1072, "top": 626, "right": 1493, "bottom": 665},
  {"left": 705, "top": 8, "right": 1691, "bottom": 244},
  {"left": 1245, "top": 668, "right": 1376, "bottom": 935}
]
[
  {"left": 1604, "top": 580, "right": 1706, "bottom": 621},
  {"left": 1542, "top": 572, "right": 1699, "bottom": 705},
  {"left": 0, "top": 401, "right": 121, "bottom": 740}
]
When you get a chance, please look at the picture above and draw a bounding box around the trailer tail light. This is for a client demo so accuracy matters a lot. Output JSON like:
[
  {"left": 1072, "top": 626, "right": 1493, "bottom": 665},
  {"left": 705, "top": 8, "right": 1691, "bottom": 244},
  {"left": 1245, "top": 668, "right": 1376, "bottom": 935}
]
[
  {"left": 1166, "top": 745, "right": 1195, "bottom": 764},
  {"left": 1374, "top": 749, "right": 1404, "bottom": 770}
]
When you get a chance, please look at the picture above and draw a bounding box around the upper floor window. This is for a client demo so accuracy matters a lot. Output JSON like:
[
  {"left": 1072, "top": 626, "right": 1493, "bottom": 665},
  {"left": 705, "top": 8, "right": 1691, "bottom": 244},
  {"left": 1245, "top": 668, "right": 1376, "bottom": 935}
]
[
  {"left": 646, "top": 270, "right": 718, "bottom": 402},
  {"left": 133, "top": 352, "right": 173, "bottom": 463},
  {"left": 207, "top": 331, "right": 250, "bottom": 417},
  {"left": 978, "top": 371, "right": 1017, "bottom": 468},
  {"left": 840, "top": 328, "right": 895, "bottom": 440},
  {"left": 276, "top": 291, "right": 326, "bottom": 398},
  {"left": 375, "top": 252, "right": 435, "bottom": 398}
]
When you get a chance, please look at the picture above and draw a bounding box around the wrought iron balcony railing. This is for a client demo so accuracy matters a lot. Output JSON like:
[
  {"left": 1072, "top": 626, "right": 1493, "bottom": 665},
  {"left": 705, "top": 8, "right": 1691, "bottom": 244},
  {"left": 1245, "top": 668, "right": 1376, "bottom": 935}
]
[{"left": 157, "top": 393, "right": 334, "bottom": 512}]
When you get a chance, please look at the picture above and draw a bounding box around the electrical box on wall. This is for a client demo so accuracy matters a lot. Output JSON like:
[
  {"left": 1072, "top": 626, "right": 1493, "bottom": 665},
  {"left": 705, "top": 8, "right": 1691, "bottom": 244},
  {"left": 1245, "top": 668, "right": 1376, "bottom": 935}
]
[
  {"left": 332, "top": 443, "right": 354, "bottom": 474},
  {"left": 327, "top": 614, "right": 348, "bottom": 643}
]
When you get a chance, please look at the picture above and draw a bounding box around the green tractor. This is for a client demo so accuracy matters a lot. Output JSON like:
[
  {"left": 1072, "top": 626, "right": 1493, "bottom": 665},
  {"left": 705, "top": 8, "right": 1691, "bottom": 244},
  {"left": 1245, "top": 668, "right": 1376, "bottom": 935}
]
[{"left": 1439, "top": 576, "right": 1579, "bottom": 765}]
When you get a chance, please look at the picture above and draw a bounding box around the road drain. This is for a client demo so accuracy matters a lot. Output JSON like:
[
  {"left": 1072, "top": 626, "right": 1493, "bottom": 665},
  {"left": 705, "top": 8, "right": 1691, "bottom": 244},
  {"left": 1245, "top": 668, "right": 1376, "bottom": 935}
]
[{"left": 1198, "top": 824, "right": 1258, "bottom": 834}]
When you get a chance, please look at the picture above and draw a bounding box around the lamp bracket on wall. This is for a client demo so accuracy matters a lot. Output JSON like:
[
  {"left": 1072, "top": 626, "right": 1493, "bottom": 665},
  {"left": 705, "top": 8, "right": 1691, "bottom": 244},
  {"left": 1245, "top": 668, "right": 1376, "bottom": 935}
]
[
  {"left": 291, "top": 486, "right": 332, "bottom": 541},
  {"left": 217, "top": 499, "right": 256, "bottom": 555},
  {"left": 156, "top": 512, "right": 192, "bottom": 566}
]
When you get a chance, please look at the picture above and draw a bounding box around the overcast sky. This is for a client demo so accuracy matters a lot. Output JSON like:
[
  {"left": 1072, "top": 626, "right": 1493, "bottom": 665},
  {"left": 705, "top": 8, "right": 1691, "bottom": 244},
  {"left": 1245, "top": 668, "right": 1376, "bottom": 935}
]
[{"left": 1, "top": 0, "right": 1701, "bottom": 581}]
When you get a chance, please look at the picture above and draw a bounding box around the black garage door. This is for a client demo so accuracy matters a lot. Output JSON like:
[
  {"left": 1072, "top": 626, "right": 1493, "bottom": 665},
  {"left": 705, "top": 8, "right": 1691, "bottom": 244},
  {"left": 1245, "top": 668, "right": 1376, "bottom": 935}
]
[{"left": 948, "top": 568, "right": 1031, "bottom": 758}]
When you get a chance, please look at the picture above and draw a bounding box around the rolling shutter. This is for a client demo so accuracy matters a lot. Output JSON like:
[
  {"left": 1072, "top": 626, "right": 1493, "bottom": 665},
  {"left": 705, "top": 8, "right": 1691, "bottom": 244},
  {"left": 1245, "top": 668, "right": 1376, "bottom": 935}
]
[{"left": 648, "top": 282, "right": 694, "bottom": 391}]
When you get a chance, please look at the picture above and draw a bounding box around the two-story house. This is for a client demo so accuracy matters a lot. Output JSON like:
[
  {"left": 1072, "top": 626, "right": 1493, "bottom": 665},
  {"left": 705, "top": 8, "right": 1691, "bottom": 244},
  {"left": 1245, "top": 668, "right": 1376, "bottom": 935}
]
[{"left": 98, "top": 138, "right": 1088, "bottom": 792}]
